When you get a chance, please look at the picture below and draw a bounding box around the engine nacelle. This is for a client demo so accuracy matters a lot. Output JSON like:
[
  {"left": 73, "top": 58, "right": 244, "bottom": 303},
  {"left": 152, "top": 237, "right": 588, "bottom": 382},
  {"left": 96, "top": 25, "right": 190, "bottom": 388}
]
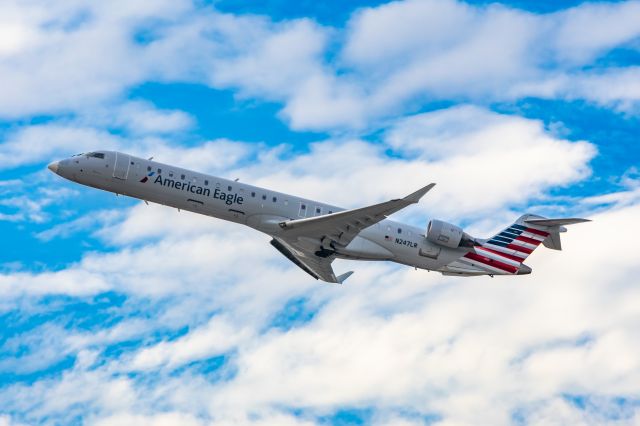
[{"left": 426, "top": 219, "right": 465, "bottom": 248}]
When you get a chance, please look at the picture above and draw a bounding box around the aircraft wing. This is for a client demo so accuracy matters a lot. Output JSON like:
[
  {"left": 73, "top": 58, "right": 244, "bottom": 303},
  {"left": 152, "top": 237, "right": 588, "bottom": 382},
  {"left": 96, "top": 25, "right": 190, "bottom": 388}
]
[
  {"left": 270, "top": 237, "right": 353, "bottom": 284},
  {"left": 270, "top": 183, "right": 435, "bottom": 283},
  {"left": 278, "top": 183, "right": 436, "bottom": 248}
]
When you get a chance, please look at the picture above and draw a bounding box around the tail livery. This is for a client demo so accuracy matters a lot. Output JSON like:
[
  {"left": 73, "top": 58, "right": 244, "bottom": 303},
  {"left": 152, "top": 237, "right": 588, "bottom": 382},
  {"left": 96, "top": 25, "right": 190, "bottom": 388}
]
[{"left": 455, "top": 214, "right": 590, "bottom": 276}]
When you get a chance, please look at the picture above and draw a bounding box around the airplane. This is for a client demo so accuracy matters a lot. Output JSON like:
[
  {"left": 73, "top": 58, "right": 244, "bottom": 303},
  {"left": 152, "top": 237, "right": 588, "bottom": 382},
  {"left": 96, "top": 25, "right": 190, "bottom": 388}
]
[{"left": 47, "top": 151, "right": 589, "bottom": 283}]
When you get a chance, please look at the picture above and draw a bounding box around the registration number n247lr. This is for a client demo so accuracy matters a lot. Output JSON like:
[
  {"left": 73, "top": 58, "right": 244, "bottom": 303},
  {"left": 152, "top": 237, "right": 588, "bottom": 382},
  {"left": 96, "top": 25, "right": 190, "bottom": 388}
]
[{"left": 395, "top": 238, "right": 417, "bottom": 248}]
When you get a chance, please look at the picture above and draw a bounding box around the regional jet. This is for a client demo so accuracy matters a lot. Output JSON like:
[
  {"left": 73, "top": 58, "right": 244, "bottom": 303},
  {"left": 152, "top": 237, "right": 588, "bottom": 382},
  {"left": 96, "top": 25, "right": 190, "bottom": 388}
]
[{"left": 48, "top": 152, "right": 589, "bottom": 283}]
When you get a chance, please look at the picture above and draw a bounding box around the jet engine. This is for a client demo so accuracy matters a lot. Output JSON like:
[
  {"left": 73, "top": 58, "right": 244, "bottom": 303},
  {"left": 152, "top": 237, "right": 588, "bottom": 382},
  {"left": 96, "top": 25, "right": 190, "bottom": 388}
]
[{"left": 426, "top": 219, "right": 476, "bottom": 248}]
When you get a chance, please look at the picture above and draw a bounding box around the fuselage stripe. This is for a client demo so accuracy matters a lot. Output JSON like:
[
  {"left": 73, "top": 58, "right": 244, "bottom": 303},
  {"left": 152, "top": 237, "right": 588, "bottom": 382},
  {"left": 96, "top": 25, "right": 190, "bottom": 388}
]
[
  {"left": 464, "top": 252, "right": 518, "bottom": 274},
  {"left": 476, "top": 246, "right": 526, "bottom": 263},
  {"left": 482, "top": 243, "right": 528, "bottom": 260}
]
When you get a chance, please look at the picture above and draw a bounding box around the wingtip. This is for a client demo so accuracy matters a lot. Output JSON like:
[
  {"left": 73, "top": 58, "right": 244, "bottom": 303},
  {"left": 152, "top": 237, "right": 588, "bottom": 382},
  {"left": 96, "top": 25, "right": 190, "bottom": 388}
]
[
  {"left": 405, "top": 182, "right": 436, "bottom": 203},
  {"left": 336, "top": 271, "right": 354, "bottom": 284}
]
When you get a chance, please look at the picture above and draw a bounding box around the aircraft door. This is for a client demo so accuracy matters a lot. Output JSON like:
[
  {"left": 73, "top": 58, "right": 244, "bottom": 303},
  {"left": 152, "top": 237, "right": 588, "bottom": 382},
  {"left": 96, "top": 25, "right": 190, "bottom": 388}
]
[{"left": 113, "top": 152, "right": 130, "bottom": 180}]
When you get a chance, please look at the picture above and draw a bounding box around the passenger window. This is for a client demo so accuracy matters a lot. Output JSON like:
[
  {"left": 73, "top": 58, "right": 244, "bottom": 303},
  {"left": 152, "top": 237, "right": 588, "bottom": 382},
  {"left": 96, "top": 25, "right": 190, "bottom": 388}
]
[
  {"left": 228, "top": 185, "right": 232, "bottom": 191},
  {"left": 272, "top": 197, "right": 277, "bottom": 202},
  {"left": 169, "top": 172, "right": 174, "bottom": 177},
  {"left": 315, "top": 207, "right": 322, "bottom": 214},
  {"left": 397, "top": 228, "right": 402, "bottom": 234},
  {"left": 251, "top": 192, "right": 256, "bottom": 197},
  {"left": 130, "top": 161, "right": 134, "bottom": 165},
  {"left": 328, "top": 210, "right": 333, "bottom": 214},
  {"left": 298, "top": 203, "right": 307, "bottom": 218},
  {"left": 262, "top": 194, "right": 266, "bottom": 200},
  {"left": 204, "top": 180, "right": 209, "bottom": 186},
  {"left": 147, "top": 166, "right": 151, "bottom": 172},
  {"left": 157, "top": 168, "right": 162, "bottom": 174},
  {"left": 181, "top": 174, "right": 185, "bottom": 180}
]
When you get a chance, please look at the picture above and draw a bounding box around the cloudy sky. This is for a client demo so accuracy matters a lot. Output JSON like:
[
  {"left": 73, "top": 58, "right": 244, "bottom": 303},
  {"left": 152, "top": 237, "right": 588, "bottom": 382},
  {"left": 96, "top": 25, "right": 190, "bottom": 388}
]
[{"left": 0, "top": 0, "right": 639, "bottom": 425}]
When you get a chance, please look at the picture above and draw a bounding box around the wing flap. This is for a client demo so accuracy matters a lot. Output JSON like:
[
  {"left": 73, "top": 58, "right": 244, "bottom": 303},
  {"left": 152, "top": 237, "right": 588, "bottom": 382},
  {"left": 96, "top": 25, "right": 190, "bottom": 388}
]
[
  {"left": 270, "top": 238, "right": 352, "bottom": 284},
  {"left": 270, "top": 238, "right": 319, "bottom": 280}
]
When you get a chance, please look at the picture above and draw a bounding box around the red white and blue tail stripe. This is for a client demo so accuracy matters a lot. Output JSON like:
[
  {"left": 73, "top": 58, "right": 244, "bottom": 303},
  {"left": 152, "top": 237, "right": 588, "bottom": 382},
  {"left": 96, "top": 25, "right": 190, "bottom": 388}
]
[
  {"left": 460, "top": 218, "right": 549, "bottom": 275},
  {"left": 444, "top": 214, "right": 589, "bottom": 277}
]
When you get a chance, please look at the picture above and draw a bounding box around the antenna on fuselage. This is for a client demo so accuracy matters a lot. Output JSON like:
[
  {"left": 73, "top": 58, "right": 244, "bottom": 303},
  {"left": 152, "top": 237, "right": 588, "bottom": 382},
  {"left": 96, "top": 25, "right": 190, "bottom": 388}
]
[{"left": 148, "top": 156, "right": 154, "bottom": 160}]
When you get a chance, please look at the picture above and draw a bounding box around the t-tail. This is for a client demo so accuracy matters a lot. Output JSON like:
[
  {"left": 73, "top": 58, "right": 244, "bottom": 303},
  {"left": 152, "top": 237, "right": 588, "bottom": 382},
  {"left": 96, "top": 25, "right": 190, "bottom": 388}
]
[{"left": 463, "top": 214, "right": 590, "bottom": 276}]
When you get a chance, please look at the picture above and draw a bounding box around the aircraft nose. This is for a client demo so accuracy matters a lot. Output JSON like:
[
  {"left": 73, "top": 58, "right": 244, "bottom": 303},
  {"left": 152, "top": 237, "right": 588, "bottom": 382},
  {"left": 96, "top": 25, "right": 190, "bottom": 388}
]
[{"left": 47, "top": 161, "right": 60, "bottom": 174}]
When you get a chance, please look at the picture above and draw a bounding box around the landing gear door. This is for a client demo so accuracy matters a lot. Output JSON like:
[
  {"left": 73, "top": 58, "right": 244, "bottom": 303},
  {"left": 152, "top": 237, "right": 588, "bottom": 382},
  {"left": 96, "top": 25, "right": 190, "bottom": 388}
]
[{"left": 113, "top": 152, "right": 130, "bottom": 180}]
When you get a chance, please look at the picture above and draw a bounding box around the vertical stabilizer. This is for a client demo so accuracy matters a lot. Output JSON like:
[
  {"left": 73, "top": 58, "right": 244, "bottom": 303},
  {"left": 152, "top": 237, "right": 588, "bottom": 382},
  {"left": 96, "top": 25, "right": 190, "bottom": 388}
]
[
  {"left": 479, "top": 214, "right": 551, "bottom": 263},
  {"left": 542, "top": 231, "right": 562, "bottom": 250}
]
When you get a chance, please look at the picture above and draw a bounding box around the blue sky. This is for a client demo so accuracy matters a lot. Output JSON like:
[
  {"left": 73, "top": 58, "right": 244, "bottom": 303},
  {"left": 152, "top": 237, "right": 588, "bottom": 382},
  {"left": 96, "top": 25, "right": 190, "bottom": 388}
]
[{"left": 0, "top": 1, "right": 639, "bottom": 425}]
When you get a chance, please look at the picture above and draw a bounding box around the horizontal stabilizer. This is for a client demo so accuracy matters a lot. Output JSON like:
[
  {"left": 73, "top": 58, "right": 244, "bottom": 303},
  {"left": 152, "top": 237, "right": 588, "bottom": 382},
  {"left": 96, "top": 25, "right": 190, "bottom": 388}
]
[
  {"left": 524, "top": 216, "right": 590, "bottom": 251},
  {"left": 524, "top": 218, "right": 590, "bottom": 227}
]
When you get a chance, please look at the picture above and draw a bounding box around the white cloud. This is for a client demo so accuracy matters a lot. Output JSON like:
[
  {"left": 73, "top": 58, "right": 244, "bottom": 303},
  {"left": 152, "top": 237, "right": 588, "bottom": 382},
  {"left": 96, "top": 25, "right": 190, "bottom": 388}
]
[
  {"left": 2, "top": 105, "right": 593, "bottom": 221},
  {"left": 0, "top": 180, "right": 79, "bottom": 223},
  {"left": 129, "top": 315, "right": 253, "bottom": 371},
  {"left": 552, "top": 1, "right": 640, "bottom": 64},
  {"left": 78, "top": 101, "right": 195, "bottom": 136},
  {"left": 0, "top": 119, "right": 241, "bottom": 172},
  {"left": 91, "top": 412, "right": 205, "bottom": 426},
  {"left": 1, "top": 0, "right": 638, "bottom": 130},
  {"left": 211, "top": 19, "right": 327, "bottom": 99},
  {"left": 0, "top": 2, "right": 637, "bottom": 422},
  {"left": 235, "top": 106, "right": 595, "bottom": 220},
  {"left": 0, "top": 103, "right": 632, "bottom": 424},
  {"left": 203, "top": 0, "right": 640, "bottom": 131},
  {"left": 0, "top": 0, "right": 197, "bottom": 117},
  {"left": 0, "top": 268, "right": 109, "bottom": 298},
  {"left": 34, "top": 209, "right": 123, "bottom": 241},
  {"left": 1, "top": 199, "right": 637, "bottom": 425},
  {"left": 0, "top": 125, "right": 122, "bottom": 170}
]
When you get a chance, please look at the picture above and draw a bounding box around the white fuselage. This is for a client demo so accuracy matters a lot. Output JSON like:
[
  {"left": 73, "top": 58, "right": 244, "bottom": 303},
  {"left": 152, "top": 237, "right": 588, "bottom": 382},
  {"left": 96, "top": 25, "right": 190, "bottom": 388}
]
[{"left": 49, "top": 151, "right": 468, "bottom": 274}]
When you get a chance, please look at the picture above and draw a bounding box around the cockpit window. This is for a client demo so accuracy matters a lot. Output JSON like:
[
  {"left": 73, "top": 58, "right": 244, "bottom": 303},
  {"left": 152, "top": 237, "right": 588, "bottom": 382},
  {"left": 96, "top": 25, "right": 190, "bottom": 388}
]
[{"left": 85, "top": 152, "right": 105, "bottom": 159}]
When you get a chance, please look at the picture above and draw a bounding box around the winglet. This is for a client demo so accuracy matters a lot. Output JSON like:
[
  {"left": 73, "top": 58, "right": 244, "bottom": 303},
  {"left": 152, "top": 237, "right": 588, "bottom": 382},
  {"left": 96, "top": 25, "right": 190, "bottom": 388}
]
[
  {"left": 404, "top": 183, "right": 436, "bottom": 204},
  {"left": 336, "top": 271, "right": 354, "bottom": 284}
]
